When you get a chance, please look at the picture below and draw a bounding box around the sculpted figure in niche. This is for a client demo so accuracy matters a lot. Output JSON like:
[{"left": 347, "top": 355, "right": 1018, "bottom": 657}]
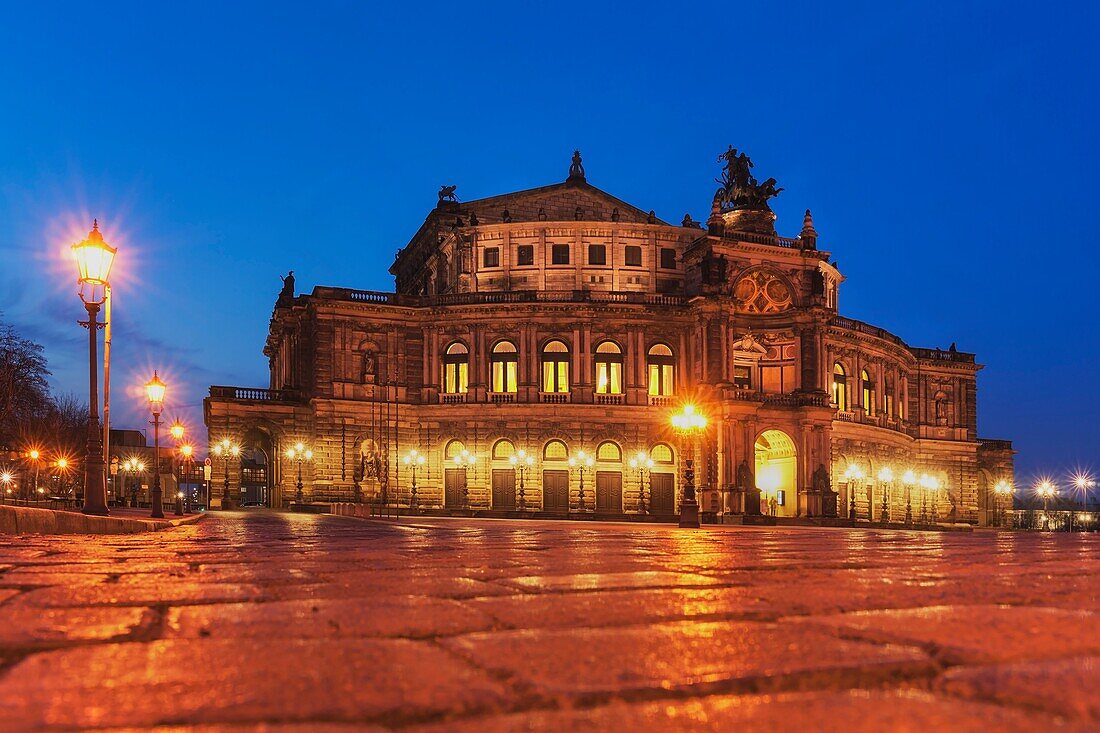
[
  {"left": 736, "top": 459, "right": 752, "bottom": 492},
  {"left": 813, "top": 464, "right": 831, "bottom": 494},
  {"left": 361, "top": 350, "right": 376, "bottom": 384},
  {"left": 354, "top": 439, "right": 382, "bottom": 482}
]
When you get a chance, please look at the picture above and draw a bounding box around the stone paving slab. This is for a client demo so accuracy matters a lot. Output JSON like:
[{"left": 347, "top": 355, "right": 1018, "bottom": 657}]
[{"left": 0, "top": 511, "right": 1096, "bottom": 730}]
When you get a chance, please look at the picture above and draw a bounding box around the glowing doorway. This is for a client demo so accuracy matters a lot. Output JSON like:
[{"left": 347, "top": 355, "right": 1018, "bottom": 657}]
[{"left": 755, "top": 430, "right": 797, "bottom": 518}]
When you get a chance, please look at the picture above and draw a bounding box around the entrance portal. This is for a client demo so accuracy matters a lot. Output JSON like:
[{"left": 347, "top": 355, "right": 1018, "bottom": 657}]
[{"left": 755, "top": 430, "right": 798, "bottom": 518}]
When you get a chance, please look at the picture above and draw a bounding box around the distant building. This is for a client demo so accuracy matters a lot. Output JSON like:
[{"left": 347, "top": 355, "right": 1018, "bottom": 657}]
[{"left": 205, "top": 149, "right": 1014, "bottom": 524}]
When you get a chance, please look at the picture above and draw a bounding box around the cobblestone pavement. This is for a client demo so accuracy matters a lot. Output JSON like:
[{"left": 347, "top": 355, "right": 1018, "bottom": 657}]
[{"left": 0, "top": 512, "right": 1097, "bottom": 732}]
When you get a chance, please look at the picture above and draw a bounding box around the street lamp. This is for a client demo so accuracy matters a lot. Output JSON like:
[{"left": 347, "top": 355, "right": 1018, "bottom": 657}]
[
  {"left": 402, "top": 448, "right": 426, "bottom": 510},
  {"left": 567, "top": 450, "right": 595, "bottom": 513},
  {"left": 628, "top": 450, "right": 654, "bottom": 515},
  {"left": 1035, "top": 479, "right": 1056, "bottom": 530},
  {"left": 877, "top": 466, "right": 893, "bottom": 523},
  {"left": 122, "top": 458, "right": 145, "bottom": 508},
  {"left": 994, "top": 479, "right": 1013, "bottom": 528},
  {"left": 451, "top": 449, "right": 476, "bottom": 508},
  {"left": 24, "top": 449, "right": 42, "bottom": 503},
  {"left": 212, "top": 438, "right": 241, "bottom": 510},
  {"left": 72, "top": 220, "right": 116, "bottom": 516},
  {"left": 1, "top": 472, "right": 13, "bottom": 503},
  {"left": 1071, "top": 473, "right": 1094, "bottom": 532},
  {"left": 144, "top": 371, "right": 167, "bottom": 518},
  {"left": 179, "top": 445, "right": 194, "bottom": 512},
  {"left": 843, "top": 464, "right": 865, "bottom": 521},
  {"left": 670, "top": 403, "right": 707, "bottom": 529},
  {"left": 901, "top": 469, "right": 916, "bottom": 525},
  {"left": 509, "top": 449, "right": 535, "bottom": 511},
  {"left": 918, "top": 474, "right": 941, "bottom": 524},
  {"left": 285, "top": 442, "right": 313, "bottom": 504},
  {"left": 169, "top": 423, "right": 186, "bottom": 515}
]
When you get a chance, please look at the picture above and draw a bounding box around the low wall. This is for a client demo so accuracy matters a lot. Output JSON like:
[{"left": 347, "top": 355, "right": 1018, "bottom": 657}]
[{"left": 0, "top": 505, "right": 205, "bottom": 535}]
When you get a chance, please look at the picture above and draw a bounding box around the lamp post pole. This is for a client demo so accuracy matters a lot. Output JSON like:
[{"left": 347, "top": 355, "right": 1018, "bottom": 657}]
[
  {"left": 878, "top": 468, "right": 893, "bottom": 523},
  {"left": 902, "top": 470, "right": 916, "bottom": 525},
  {"left": 402, "top": 449, "right": 425, "bottom": 510},
  {"left": 150, "top": 413, "right": 163, "bottom": 518},
  {"left": 213, "top": 439, "right": 241, "bottom": 510},
  {"left": 629, "top": 451, "right": 654, "bottom": 516},
  {"left": 286, "top": 443, "right": 313, "bottom": 504},
  {"left": 509, "top": 449, "right": 534, "bottom": 511},
  {"left": 671, "top": 404, "right": 706, "bottom": 529},
  {"left": 568, "top": 451, "right": 594, "bottom": 513},
  {"left": 843, "top": 465, "right": 864, "bottom": 522}
]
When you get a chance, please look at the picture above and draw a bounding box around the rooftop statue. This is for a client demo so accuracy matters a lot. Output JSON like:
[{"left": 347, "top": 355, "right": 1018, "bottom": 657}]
[
  {"left": 438, "top": 185, "right": 458, "bottom": 204},
  {"left": 568, "top": 150, "right": 586, "bottom": 181},
  {"left": 714, "top": 146, "right": 784, "bottom": 212}
]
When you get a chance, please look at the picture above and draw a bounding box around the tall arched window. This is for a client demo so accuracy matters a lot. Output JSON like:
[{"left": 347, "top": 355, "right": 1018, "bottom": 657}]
[
  {"left": 442, "top": 342, "right": 469, "bottom": 394},
  {"left": 650, "top": 443, "right": 674, "bottom": 464},
  {"left": 832, "top": 363, "right": 848, "bottom": 411},
  {"left": 647, "top": 344, "right": 675, "bottom": 396},
  {"left": 541, "top": 340, "right": 570, "bottom": 393},
  {"left": 594, "top": 341, "right": 623, "bottom": 395},
  {"left": 490, "top": 340, "right": 518, "bottom": 393},
  {"left": 861, "top": 369, "right": 876, "bottom": 416},
  {"left": 491, "top": 439, "right": 515, "bottom": 460}
]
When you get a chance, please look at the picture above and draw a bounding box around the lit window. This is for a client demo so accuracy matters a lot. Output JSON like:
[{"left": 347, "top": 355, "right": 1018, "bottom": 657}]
[
  {"left": 832, "top": 363, "right": 848, "bottom": 411},
  {"left": 733, "top": 365, "right": 752, "bottom": 390},
  {"left": 551, "top": 244, "right": 570, "bottom": 265},
  {"left": 862, "top": 369, "right": 876, "bottom": 416},
  {"left": 517, "top": 245, "right": 534, "bottom": 266},
  {"left": 483, "top": 247, "right": 500, "bottom": 268},
  {"left": 490, "top": 340, "right": 518, "bottom": 393},
  {"left": 660, "top": 247, "right": 677, "bottom": 270},
  {"left": 442, "top": 342, "right": 469, "bottom": 394},
  {"left": 588, "top": 244, "right": 607, "bottom": 265},
  {"left": 541, "top": 340, "right": 570, "bottom": 393},
  {"left": 624, "top": 245, "right": 642, "bottom": 267},
  {"left": 596, "top": 441, "right": 622, "bottom": 462},
  {"left": 492, "top": 439, "right": 515, "bottom": 460},
  {"left": 650, "top": 444, "right": 674, "bottom": 464},
  {"left": 543, "top": 440, "right": 568, "bottom": 461},
  {"left": 647, "top": 344, "right": 674, "bottom": 396},
  {"left": 595, "top": 341, "right": 623, "bottom": 395}
]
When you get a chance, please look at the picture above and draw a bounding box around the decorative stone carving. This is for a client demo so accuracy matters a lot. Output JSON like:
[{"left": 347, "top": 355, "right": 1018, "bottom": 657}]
[{"left": 733, "top": 271, "right": 793, "bottom": 313}]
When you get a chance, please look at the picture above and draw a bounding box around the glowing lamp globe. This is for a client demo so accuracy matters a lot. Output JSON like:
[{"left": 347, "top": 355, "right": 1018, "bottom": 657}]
[
  {"left": 72, "top": 220, "right": 117, "bottom": 287},
  {"left": 145, "top": 371, "right": 167, "bottom": 413},
  {"left": 170, "top": 423, "right": 185, "bottom": 441}
]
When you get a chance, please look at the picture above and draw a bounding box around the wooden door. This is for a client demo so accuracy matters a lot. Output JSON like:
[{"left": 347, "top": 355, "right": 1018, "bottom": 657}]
[
  {"left": 650, "top": 472, "right": 674, "bottom": 514},
  {"left": 445, "top": 468, "right": 466, "bottom": 508},
  {"left": 542, "top": 469, "right": 568, "bottom": 513},
  {"left": 595, "top": 471, "right": 623, "bottom": 513},
  {"left": 492, "top": 469, "right": 516, "bottom": 510}
]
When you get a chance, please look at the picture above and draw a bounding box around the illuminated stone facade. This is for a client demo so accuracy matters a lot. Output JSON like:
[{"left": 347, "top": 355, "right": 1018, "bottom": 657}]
[{"left": 204, "top": 151, "right": 1014, "bottom": 524}]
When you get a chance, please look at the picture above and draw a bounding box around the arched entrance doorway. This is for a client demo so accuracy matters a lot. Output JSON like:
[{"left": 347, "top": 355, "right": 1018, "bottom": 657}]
[
  {"left": 755, "top": 430, "right": 797, "bottom": 518},
  {"left": 241, "top": 428, "right": 274, "bottom": 507}
]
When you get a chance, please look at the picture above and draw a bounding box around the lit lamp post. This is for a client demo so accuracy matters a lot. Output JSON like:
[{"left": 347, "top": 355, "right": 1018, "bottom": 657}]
[
  {"left": 179, "top": 445, "right": 194, "bottom": 512},
  {"left": 843, "top": 464, "right": 864, "bottom": 521},
  {"left": 902, "top": 469, "right": 916, "bottom": 525},
  {"left": 670, "top": 403, "right": 707, "bottom": 529},
  {"left": 212, "top": 438, "right": 241, "bottom": 510},
  {"left": 993, "top": 479, "right": 1013, "bottom": 528},
  {"left": 169, "top": 423, "right": 185, "bottom": 515},
  {"left": 918, "top": 474, "right": 940, "bottom": 524},
  {"left": 509, "top": 449, "right": 534, "bottom": 511},
  {"left": 402, "top": 448, "right": 426, "bottom": 510},
  {"left": 1035, "top": 479, "right": 1056, "bottom": 530},
  {"left": 877, "top": 467, "right": 893, "bottom": 523},
  {"left": 1, "top": 472, "right": 13, "bottom": 503},
  {"left": 628, "top": 450, "right": 654, "bottom": 515},
  {"left": 286, "top": 442, "right": 313, "bottom": 504},
  {"left": 567, "top": 450, "right": 595, "bottom": 513},
  {"left": 1071, "top": 473, "right": 1094, "bottom": 532},
  {"left": 72, "top": 220, "right": 117, "bottom": 516},
  {"left": 144, "top": 371, "right": 167, "bottom": 519},
  {"left": 25, "top": 449, "right": 42, "bottom": 503},
  {"left": 53, "top": 458, "right": 71, "bottom": 505},
  {"left": 452, "top": 449, "right": 476, "bottom": 508},
  {"left": 122, "top": 458, "right": 145, "bottom": 508}
]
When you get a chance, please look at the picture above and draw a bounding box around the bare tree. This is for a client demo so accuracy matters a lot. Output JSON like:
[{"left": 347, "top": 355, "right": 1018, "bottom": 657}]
[{"left": 0, "top": 320, "right": 52, "bottom": 444}]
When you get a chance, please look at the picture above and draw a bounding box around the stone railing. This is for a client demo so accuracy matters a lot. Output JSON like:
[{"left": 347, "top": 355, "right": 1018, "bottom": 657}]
[
  {"left": 979, "top": 439, "right": 1014, "bottom": 451},
  {"left": 648, "top": 395, "right": 674, "bottom": 407},
  {"left": 208, "top": 386, "right": 300, "bottom": 402},
  {"left": 829, "top": 316, "right": 908, "bottom": 347},
  {"left": 723, "top": 231, "right": 804, "bottom": 249},
  {"left": 540, "top": 392, "right": 570, "bottom": 404},
  {"left": 911, "top": 347, "right": 977, "bottom": 364},
  {"left": 313, "top": 287, "right": 687, "bottom": 308},
  {"left": 440, "top": 394, "right": 467, "bottom": 404},
  {"left": 489, "top": 393, "right": 516, "bottom": 404},
  {"left": 595, "top": 394, "right": 624, "bottom": 405}
]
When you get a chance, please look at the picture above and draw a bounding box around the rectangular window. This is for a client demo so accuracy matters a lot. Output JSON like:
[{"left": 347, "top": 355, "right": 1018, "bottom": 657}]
[
  {"left": 624, "top": 245, "right": 642, "bottom": 267},
  {"left": 542, "top": 360, "right": 569, "bottom": 392},
  {"left": 492, "top": 361, "right": 517, "bottom": 393},
  {"left": 660, "top": 247, "right": 677, "bottom": 270},
  {"left": 483, "top": 247, "right": 499, "bottom": 268},
  {"left": 588, "top": 244, "right": 607, "bottom": 265},
  {"left": 733, "top": 365, "right": 752, "bottom": 390},
  {"left": 442, "top": 363, "right": 468, "bottom": 394},
  {"left": 648, "top": 364, "right": 674, "bottom": 396},
  {"left": 551, "top": 244, "right": 570, "bottom": 265},
  {"left": 516, "top": 244, "right": 534, "bottom": 266},
  {"left": 595, "top": 362, "right": 622, "bottom": 394}
]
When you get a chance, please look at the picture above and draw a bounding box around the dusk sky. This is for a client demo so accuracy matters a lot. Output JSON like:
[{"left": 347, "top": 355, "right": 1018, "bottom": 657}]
[{"left": 1, "top": 1, "right": 1096, "bottom": 477}]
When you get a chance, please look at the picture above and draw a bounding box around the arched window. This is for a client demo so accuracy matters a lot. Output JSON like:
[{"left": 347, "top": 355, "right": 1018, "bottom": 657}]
[
  {"left": 861, "top": 369, "right": 876, "bottom": 416},
  {"left": 832, "top": 363, "right": 848, "bottom": 411},
  {"left": 647, "top": 344, "right": 674, "bottom": 396},
  {"left": 650, "top": 443, "right": 674, "bottom": 464},
  {"left": 594, "top": 341, "right": 623, "bottom": 395},
  {"left": 444, "top": 440, "right": 466, "bottom": 460},
  {"left": 541, "top": 340, "right": 570, "bottom": 393},
  {"left": 596, "top": 441, "right": 622, "bottom": 462},
  {"left": 490, "top": 340, "right": 518, "bottom": 393},
  {"left": 491, "top": 439, "right": 515, "bottom": 460},
  {"left": 543, "top": 440, "right": 568, "bottom": 461},
  {"left": 442, "top": 342, "right": 469, "bottom": 394}
]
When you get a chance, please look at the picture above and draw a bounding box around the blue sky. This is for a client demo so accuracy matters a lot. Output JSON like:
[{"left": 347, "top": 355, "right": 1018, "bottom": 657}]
[{"left": 0, "top": 1, "right": 1096, "bottom": 478}]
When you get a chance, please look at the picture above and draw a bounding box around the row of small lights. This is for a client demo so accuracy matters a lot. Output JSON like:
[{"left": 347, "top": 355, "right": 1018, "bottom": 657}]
[{"left": 843, "top": 464, "right": 944, "bottom": 492}]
